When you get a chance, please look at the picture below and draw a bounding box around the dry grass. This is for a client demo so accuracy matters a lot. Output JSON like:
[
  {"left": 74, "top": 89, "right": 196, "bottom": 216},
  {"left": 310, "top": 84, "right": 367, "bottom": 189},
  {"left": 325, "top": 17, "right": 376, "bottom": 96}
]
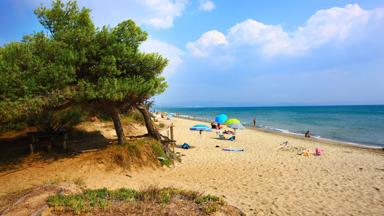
[
  {"left": 1, "top": 185, "right": 244, "bottom": 215},
  {"left": 47, "top": 186, "right": 244, "bottom": 215},
  {"left": 0, "top": 187, "right": 33, "bottom": 214},
  {"left": 92, "top": 138, "right": 168, "bottom": 171}
]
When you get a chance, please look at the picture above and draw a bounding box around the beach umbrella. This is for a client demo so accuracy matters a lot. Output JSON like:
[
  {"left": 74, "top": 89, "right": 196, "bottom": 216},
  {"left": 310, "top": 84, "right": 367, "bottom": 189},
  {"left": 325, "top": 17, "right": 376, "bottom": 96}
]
[
  {"left": 190, "top": 124, "right": 212, "bottom": 131},
  {"left": 227, "top": 123, "right": 244, "bottom": 129},
  {"left": 215, "top": 114, "right": 228, "bottom": 124},
  {"left": 190, "top": 124, "right": 212, "bottom": 136},
  {"left": 227, "top": 122, "right": 244, "bottom": 136},
  {"left": 225, "top": 118, "right": 240, "bottom": 125}
]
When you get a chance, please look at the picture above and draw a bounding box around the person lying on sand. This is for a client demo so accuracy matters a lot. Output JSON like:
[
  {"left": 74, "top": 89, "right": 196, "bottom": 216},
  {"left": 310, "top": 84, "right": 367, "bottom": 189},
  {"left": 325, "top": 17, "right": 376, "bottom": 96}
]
[{"left": 223, "top": 130, "right": 234, "bottom": 135}]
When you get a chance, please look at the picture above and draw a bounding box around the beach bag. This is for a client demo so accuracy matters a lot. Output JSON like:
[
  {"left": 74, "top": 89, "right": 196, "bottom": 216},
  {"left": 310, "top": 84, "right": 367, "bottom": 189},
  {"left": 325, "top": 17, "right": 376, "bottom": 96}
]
[{"left": 181, "top": 143, "right": 190, "bottom": 149}]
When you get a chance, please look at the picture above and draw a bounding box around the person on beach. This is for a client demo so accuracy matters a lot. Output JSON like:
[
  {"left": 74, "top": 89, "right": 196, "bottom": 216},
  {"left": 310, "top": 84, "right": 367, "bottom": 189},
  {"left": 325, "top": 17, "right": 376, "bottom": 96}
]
[
  {"left": 253, "top": 117, "right": 256, "bottom": 127},
  {"left": 305, "top": 130, "right": 311, "bottom": 138}
]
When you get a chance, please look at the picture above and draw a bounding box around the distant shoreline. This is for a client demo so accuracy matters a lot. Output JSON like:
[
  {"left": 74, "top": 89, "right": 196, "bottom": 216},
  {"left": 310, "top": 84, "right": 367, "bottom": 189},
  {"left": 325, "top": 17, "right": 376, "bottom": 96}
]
[{"left": 171, "top": 114, "right": 384, "bottom": 153}]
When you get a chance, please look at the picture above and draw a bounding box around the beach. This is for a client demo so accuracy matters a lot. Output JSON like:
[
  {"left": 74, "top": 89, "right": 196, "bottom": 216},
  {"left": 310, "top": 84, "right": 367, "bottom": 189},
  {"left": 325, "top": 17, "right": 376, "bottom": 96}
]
[
  {"left": 128, "top": 117, "right": 384, "bottom": 215},
  {"left": 0, "top": 117, "right": 383, "bottom": 215}
]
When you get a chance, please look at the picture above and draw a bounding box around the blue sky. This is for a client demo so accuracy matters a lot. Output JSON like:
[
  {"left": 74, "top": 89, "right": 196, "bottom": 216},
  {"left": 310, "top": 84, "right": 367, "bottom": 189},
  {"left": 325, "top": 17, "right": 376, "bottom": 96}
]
[{"left": 1, "top": 0, "right": 384, "bottom": 107}]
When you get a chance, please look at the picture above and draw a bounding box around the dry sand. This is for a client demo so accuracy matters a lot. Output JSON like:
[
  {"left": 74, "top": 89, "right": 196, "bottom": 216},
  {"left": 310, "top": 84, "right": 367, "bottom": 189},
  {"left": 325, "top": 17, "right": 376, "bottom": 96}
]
[{"left": 1, "top": 117, "right": 383, "bottom": 215}]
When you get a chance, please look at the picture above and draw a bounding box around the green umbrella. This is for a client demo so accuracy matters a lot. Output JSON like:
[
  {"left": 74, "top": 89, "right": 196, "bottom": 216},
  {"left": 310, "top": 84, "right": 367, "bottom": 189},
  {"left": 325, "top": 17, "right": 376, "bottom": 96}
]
[{"left": 225, "top": 118, "right": 240, "bottom": 125}]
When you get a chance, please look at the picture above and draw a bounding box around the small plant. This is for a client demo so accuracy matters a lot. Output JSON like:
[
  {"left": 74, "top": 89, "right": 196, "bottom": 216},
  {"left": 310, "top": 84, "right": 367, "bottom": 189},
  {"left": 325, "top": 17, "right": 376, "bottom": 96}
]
[
  {"left": 195, "top": 194, "right": 221, "bottom": 204},
  {"left": 126, "top": 143, "right": 140, "bottom": 157},
  {"left": 110, "top": 188, "right": 138, "bottom": 201},
  {"left": 72, "top": 177, "right": 85, "bottom": 187},
  {"left": 151, "top": 142, "right": 172, "bottom": 166},
  {"left": 160, "top": 192, "right": 171, "bottom": 204},
  {"left": 203, "top": 202, "right": 220, "bottom": 214}
]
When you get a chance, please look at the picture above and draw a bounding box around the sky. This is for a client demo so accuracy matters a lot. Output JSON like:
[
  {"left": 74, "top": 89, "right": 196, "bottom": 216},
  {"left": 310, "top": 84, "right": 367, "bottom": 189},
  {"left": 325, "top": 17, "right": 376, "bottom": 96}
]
[{"left": 1, "top": 0, "right": 384, "bottom": 107}]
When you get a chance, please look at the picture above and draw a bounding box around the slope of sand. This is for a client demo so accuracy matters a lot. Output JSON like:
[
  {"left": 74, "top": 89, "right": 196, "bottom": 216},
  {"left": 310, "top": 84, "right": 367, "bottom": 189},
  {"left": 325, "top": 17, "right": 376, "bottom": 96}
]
[{"left": 1, "top": 117, "right": 383, "bottom": 215}]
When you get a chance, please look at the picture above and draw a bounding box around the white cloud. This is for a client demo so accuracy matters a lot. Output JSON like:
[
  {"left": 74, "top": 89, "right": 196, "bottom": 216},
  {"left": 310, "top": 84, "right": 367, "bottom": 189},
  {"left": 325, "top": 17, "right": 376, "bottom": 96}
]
[
  {"left": 186, "top": 30, "right": 227, "bottom": 57},
  {"left": 227, "top": 19, "right": 291, "bottom": 56},
  {"left": 199, "top": 0, "right": 215, "bottom": 12},
  {"left": 30, "top": 0, "right": 188, "bottom": 29},
  {"left": 187, "top": 4, "right": 384, "bottom": 57},
  {"left": 141, "top": 39, "right": 184, "bottom": 75},
  {"left": 290, "top": 4, "right": 372, "bottom": 53}
]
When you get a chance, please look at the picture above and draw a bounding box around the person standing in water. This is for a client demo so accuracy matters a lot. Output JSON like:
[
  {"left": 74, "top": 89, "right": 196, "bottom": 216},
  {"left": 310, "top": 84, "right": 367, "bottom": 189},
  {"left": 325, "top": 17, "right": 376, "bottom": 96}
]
[
  {"left": 253, "top": 117, "right": 256, "bottom": 127},
  {"left": 305, "top": 130, "right": 311, "bottom": 138}
]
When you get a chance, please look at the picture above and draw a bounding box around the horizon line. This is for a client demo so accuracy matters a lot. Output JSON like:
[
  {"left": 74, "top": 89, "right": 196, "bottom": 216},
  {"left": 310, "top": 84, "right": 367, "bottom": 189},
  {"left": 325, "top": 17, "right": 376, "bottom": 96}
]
[{"left": 155, "top": 104, "right": 384, "bottom": 109}]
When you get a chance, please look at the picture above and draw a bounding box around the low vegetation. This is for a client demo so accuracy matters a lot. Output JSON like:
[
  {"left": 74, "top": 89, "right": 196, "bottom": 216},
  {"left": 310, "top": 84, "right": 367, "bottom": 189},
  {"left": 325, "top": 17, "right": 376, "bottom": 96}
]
[
  {"left": 47, "top": 187, "right": 242, "bottom": 215},
  {"left": 92, "top": 138, "right": 172, "bottom": 170},
  {"left": 121, "top": 110, "right": 145, "bottom": 125},
  {"left": 158, "top": 122, "right": 166, "bottom": 129},
  {"left": 151, "top": 141, "right": 172, "bottom": 166}
]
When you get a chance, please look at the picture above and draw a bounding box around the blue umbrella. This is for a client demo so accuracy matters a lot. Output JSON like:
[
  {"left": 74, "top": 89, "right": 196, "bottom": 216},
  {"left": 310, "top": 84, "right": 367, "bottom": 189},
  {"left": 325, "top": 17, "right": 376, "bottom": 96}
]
[
  {"left": 190, "top": 124, "right": 212, "bottom": 131},
  {"left": 215, "top": 114, "right": 228, "bottom": 124}
]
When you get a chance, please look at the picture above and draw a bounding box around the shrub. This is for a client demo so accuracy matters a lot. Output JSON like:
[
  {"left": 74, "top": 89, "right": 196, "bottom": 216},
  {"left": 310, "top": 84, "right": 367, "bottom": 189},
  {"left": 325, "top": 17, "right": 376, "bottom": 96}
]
[
  {"left": 203, "top": 202, "right": 220, "bottom": 214},
  {"left": 151, "top": 142, "right": 172, "bottom": 166},
  {"left": 121, "top": 110, "right": 144, "bottom": 125},
  {"left": 195, "top": 194, "right": 221, "bottom": 204}
]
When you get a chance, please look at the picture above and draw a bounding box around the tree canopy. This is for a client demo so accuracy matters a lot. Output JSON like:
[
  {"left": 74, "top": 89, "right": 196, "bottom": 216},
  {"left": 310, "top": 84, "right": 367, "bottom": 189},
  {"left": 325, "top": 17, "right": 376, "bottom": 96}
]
[{"left": 0, "top": 0, "right": 168, "bottom": 144}]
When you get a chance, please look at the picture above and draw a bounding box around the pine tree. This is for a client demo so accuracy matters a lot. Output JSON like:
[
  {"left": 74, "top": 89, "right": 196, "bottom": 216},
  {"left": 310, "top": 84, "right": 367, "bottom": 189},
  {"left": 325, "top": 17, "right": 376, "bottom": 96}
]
[{"left": 0, "top": 0, "right": 168, "bottom": 144}]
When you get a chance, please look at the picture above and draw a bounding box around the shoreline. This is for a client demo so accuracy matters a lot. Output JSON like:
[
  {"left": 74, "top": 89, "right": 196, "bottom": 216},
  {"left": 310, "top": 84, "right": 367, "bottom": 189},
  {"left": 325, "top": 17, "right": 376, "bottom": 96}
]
[{"left": 172, "top": 114, "right": 384, "bottom": 153}]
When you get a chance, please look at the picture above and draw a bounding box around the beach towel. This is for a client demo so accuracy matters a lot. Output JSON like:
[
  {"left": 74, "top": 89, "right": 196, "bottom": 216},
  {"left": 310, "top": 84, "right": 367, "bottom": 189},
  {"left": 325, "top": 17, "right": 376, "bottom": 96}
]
[{"left": 223, "top": 148, "right": 244, "bottom": 152}]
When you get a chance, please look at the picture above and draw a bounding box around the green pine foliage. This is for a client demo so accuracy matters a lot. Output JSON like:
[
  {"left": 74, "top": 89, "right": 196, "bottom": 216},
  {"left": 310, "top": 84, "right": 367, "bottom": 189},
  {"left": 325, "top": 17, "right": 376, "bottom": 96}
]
[{"left": 0, "top": 0, "right": 168, "bottom": 138}]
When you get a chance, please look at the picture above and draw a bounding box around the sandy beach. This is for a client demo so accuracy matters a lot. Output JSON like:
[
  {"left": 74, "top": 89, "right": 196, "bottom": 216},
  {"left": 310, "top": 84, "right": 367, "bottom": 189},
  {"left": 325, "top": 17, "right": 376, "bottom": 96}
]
[
  {"left": 1, "top": 117, "right": 383, "bottom": 215},
  {"left": 126, "top": 117, "right": 384, "bottom": 215}
]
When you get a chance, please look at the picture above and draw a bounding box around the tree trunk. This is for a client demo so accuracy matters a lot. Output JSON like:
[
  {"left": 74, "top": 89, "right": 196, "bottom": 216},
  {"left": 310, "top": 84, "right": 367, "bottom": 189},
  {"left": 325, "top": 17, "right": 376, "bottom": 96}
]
[
  {"left": 110, "top": 107, "right": 126, "bottom": 145},
  {"left": 136, "top": 104, "right": 162, "bottom": 140}
]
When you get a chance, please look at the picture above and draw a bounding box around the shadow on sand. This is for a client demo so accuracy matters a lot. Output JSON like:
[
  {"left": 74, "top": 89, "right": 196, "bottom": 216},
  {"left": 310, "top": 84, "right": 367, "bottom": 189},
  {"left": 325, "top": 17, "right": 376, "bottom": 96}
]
[{"left": 0, "top": 129, "right": 112, "bottom": 173}]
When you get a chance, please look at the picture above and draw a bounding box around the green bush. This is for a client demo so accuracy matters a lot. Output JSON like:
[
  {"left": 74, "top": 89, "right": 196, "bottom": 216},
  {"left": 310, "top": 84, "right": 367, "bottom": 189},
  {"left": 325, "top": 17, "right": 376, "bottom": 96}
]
[
  {"left": 151, "top": 142, "right": 172, "bottom": 166},
  {"left": 195, "top": 194, "right": 221, "bottom": 204}
]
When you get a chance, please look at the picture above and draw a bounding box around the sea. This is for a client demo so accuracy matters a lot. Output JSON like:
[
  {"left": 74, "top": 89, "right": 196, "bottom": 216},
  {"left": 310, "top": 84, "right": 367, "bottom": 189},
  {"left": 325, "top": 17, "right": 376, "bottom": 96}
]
[{"left": 156, "top": 105, "right": 384, "bottom": 148}]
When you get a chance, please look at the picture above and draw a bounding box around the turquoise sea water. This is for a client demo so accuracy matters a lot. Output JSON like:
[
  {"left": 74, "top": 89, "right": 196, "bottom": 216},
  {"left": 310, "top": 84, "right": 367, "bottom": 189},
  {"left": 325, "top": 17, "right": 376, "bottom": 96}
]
[{"left": 156, "top": 105, "right": 384, "bottom": 147}]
